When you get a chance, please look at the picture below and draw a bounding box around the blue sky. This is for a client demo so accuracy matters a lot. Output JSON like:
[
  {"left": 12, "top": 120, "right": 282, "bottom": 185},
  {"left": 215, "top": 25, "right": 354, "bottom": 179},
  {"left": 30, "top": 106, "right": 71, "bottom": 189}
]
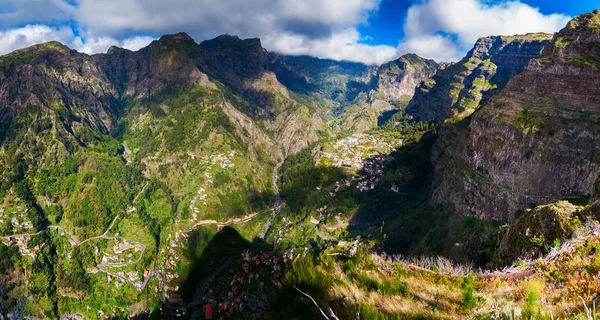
[
  {"left": 0, "top": 0, "right": 597, "bottom": 64},
  {"left": 358, "top": 0, "right": 598, "bottom": 46}
]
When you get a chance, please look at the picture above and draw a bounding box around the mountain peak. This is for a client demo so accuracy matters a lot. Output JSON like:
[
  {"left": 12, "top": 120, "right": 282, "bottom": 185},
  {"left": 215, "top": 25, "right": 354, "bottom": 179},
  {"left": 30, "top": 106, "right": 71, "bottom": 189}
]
[
  {"left": 157, "top": 32, "right": 195, "bottom": 45},
  {"left": 532, "top": 11, "right": 600, "bottom": 69},
  {"left": 106, "top": 45, "right": 132, "bottom": 55},
  {"left": 200, "top": 34, "right": 264, "bottom": 51}
]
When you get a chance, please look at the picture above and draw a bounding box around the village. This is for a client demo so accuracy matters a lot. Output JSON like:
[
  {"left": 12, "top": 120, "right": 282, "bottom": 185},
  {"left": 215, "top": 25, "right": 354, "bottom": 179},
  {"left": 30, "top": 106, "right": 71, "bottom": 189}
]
[
  {"left": 320, "top": 133, "right": 402, "bottom": 169},
  {"left": 188, "top": 151, "right": 236, "bottom": 215},
  {"left": 201, "top": 248, "right": 288, "bottom": 319},
  {"left": 0, "top": 198, "right": 35, "bottom": 236},
  {"left": 321, "top": 152, "right": 393, "bottom": 201},
  {"left": 160, "top": 230, "right": 186, "bottom": 298},
  {"left": 2, "top": 234, "right": 45, "bottom": 259}
]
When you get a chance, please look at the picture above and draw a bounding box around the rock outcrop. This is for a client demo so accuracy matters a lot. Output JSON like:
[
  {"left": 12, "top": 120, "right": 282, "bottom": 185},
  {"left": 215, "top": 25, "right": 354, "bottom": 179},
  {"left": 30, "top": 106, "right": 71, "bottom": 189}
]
[
  {"left": 494, "top": 201, "right": 581, "bottom": 266},
  {"left": 374, "top": 54, "right": 437, "bottom": 108},
  {"left": 430, "top": 11, "right": 600, "bottom": 221},
  {"left": 406, "top": 33, "right": 552, "bottom": 124}
]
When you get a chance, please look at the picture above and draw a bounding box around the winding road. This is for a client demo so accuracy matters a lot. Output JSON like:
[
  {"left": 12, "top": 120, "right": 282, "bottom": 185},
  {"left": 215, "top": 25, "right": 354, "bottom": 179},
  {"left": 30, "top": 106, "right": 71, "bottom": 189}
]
[
  {"left": 159, "top": 161, "right": 285, "bottom": 313},
  {"left": 1, "top": 160, "right": 287, "bottom": 316}
]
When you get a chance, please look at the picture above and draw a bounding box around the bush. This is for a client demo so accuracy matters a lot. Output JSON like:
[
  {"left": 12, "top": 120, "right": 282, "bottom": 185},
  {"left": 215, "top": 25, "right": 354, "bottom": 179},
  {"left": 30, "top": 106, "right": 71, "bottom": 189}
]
[
  {"left": 393, "top": 264, "right": 412, "bottom": 278},
  {"left": 461, "top": 274, "right": 477, "bottom": 310},
  {"left": 356, "top": 273, "right": 379, "bottom": 291},
  {"left": 379, "top": 279, "right": 408, "bottom": 296},
  {"left": 526, "top": 291, "right": 538, "bottom": 307},
  {"left": 286, "top": 254, "right": 333, "bottom": 293}
]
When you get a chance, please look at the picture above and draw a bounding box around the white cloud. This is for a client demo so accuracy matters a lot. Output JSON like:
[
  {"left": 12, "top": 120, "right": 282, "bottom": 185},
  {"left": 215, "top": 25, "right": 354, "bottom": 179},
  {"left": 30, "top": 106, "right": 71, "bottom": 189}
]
[
  {"left": 397, "top": 35, "right": 460, "bottom": 63},
  {"left": 265, "top": 28, "right": 397, "bottom": 65},
  {"left": 122, "top": 36, "right": 155, "bottom": 51},
  {"left": 72, "top": 35, "right": 155, "bottom": 54},
  {"left": 0, "top": 24, "right": 74, "bottom": 55},
  {"left": 0, "top": 0, "right": 575, "bottom": 65},
  {"left": 52, "top": 0, "right": 392, "bottom": 64},
  {"left": 400, "top": 0, "right": 571, "bottom": 61}
]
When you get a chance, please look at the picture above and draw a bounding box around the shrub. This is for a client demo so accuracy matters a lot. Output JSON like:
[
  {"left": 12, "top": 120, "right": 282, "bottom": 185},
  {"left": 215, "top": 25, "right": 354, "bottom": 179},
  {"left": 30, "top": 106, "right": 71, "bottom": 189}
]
[
  {"left": 526, "top": 291, "right": 538, "bottom": 307},
  {"left": 286, "top": 254, "right": 333, "bottom": 293},
  {"left": 393, "top": 264, "right": 412, "bottom": 278},
  {"left": 343, "top": 260, "right": 358, "bottom": 277},
  {"left": 379, "top": 279, "right": 408, "bottom": 296},
  {"left": 461, "top": 274, "right": 477, "bottom": 310},
  {"left": 356, "top": 273, "right": 379, "bottom": 291}
]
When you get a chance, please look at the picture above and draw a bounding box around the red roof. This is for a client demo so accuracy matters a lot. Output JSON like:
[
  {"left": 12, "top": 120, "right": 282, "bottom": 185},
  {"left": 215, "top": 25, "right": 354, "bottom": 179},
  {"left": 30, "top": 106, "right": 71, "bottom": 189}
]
[{"left": 205, "top": 304, "right": 213, "bottom": 319}]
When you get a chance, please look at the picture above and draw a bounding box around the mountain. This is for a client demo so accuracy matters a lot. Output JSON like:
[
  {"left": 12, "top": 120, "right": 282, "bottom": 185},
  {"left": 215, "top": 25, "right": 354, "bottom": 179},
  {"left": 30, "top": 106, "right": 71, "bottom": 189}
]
[
  {"left": 374, "top": 53, "right": 438, "bottom": 109},
  {"left": 429, "top": 10, "right": 600, "bottom": 221},
  {"left": 0, "top": 30, "right": 442, "bottom": 318},
  {"left": 406, "top": 33, "right": 552, "bottom": 124},
  {"left": 6, "top": 10, "right": 600, "bottom": 317}
]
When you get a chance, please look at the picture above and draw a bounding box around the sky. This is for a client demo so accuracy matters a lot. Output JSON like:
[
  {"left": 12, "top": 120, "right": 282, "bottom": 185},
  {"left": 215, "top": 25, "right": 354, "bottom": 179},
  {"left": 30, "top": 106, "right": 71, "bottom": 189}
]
[{"left": 0, "top": 0, "right": 597, "bottom": 65}]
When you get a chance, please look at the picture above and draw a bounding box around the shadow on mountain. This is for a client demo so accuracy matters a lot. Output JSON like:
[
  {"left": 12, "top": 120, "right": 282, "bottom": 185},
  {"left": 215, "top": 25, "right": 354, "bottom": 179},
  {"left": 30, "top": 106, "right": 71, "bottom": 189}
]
[
  {"left": 333, "top": 129, "right": 498, "bottom": 266},
  {"left": 179, "top": 226, "right": 252, "bottom": 304},
  {"left": 377, "top": 109, "right": 401, "bottom": 126}
]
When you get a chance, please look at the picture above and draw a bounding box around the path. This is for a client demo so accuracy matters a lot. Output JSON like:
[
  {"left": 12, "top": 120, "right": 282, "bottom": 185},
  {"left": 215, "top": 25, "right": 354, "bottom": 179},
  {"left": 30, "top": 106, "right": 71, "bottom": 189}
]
[
  {"left": 263, "top": 162, "right": 283, "bottom": 240},
  {"left": 183, "top": 209, "right": 271, "bottom": 234},
  {"left": 127, "top": 182, "right": 149, "bottom": 213},
  {"left": 2, "top": 160, "right": 287, "bottom": 310}
]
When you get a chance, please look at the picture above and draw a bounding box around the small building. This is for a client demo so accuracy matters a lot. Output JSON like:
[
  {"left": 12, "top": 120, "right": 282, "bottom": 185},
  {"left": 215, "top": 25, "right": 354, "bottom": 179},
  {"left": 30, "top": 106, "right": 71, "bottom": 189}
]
[
  {"left": 204, "top": 303, "right": 213, "bottom": 320},
  {"left": 168, "top": 294, "right": 184, "bottom": 306}
]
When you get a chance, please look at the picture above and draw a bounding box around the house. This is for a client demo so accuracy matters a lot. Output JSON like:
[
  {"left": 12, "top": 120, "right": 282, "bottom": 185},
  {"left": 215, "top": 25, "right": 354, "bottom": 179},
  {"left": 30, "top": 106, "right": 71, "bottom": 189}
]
[
  {"left": 205, "top": 303, "right": 213, "bottom": 320},
  {"left": 310, "top": 216, "right": 320, "bottom": 225},
  {"left": 168, "top": 294, "right": 184, "bottom": 306}
]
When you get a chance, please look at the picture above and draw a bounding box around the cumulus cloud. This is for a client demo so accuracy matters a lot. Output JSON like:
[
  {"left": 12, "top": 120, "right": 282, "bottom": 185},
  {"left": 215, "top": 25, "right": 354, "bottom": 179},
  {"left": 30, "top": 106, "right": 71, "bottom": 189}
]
[
  {"left": 397, "top": 35, "right": 461, "bottom": 63},
  {"left": 52, "top": 0, "right": 394, "bottom": 64},
  {"left": 72, "top": 35, "right": 155, "bottom": 54},
  {"left": 0, "top": 0, "right": 575, "bottom": 65},
  {"left": 0, "top": 24, "right": 74, "bottom": 55},
  {"left": 264, "top": 29, "right": 397, "bottom": 65},
  {"left": 0, "top": 0, "right": 67, "bottom": 28},
  {"left": 399, "top": 0, "right": 571, "bottom": 61}
]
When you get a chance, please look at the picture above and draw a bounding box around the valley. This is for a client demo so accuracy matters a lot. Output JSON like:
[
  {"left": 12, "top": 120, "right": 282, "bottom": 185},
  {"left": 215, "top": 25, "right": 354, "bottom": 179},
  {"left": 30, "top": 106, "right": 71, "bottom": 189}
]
[{"left": 1, "top": 8, "right": 600, "bottom": 320}]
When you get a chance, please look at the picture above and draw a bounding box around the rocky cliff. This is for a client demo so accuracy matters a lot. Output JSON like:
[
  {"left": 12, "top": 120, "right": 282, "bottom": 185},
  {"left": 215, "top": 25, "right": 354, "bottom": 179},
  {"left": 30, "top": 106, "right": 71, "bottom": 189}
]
[
  {"left": 374, "top": 53, "right": 437, "bottom": 108},
  {"left": 494, "top": 201, "right": 582, "bottom": 266},
  {"left": 430, "top": 11, "right": 600, "bottom": 221},
  {"left": 0, "top": 41, "right": 121, "bottom": 183},
  {"left": 406, "top": 33, "right": 552, "bottom": 124}
]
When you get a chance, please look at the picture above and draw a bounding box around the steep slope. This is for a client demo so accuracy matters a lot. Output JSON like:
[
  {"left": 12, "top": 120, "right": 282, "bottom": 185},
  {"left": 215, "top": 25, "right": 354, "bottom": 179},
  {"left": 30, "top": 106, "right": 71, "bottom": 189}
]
[
  {"left": 374, "top": 53, "right": 437, "bottom": 109},
  {"left": 278, "top": 55, "right": 376, "bottom": 103},
  {"left": 494, "top": 201, "right": 582, "bottom": 266},
  {"left": 278, "top": 53, "right": 438, "bottom": 133},
  {"left": 406, "top": 33, "right": 552, "bottom": 124},
  {"left": 0, "top": 42, "right": 122, "bottom": 188},
  {"left": 0, "top": 34, "right": 290, "bottom": 318},
  {"left": 430, "top": 11, "right": 600, "bottom": 221}
]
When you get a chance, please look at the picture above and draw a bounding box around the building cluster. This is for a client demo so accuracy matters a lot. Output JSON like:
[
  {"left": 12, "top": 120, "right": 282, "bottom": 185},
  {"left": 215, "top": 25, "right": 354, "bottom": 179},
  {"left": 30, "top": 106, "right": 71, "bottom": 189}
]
[
  {"left": 212, "top": 249, "right": 287, "bottom": 318},
  {"left": 112, "top": 239, "right": 141, "bottom": 254},
  {"left": 321, "top": 134, "right": 402, "bottom": 169},
  {"left": 353, "top": 154, "right": 390, "bottom": 192},
  {"left": 5, "top": 234, "right": 44, "bottom": 258},
  {"left": 273, "top": 217, "right": 293, "bottom": 244},
  {"left": 0, "top": 204, "right": 34, "bottom": 234},
  {"left": 188, "top": 151, "right": 237, "bottom": 214},
  {"left": 162, "top": 232, "right": 184, "bottom": 295}
]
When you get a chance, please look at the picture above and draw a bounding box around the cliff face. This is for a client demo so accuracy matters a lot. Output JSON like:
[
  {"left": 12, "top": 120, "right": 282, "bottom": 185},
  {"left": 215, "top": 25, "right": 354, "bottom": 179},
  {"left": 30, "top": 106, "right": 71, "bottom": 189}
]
[
  {"left": 0, "top": 42, "right": 121, "bottom": 174},
  {"left": 494, "top": 201, "right": 582, "bottom": 266},
  {"left": 430, "top": 11, "right": 600, "bottom": 221},
  {"left": 375, "top": 54, "right": 437, "bottom": 108},
  {"left": 406, "top": 33, "right": 552, "bottom": 124}
]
